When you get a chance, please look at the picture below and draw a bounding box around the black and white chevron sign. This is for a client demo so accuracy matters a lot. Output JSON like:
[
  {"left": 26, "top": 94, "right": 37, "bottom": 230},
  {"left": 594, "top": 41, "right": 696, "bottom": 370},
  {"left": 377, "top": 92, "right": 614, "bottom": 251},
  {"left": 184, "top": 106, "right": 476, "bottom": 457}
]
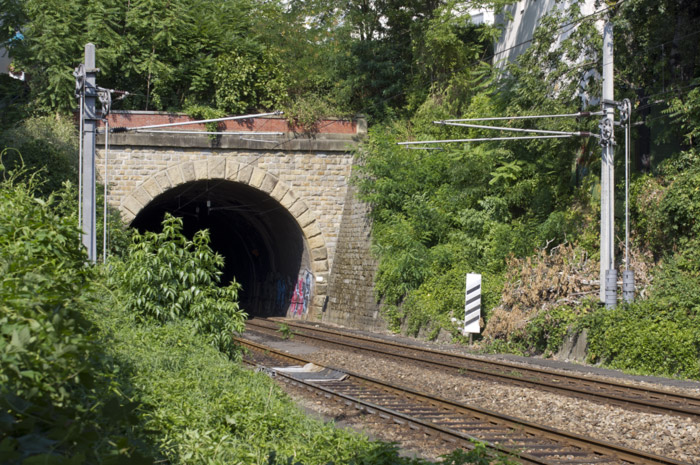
[{"left": 463, "top": 273, "right": 481, "bottom": 334}]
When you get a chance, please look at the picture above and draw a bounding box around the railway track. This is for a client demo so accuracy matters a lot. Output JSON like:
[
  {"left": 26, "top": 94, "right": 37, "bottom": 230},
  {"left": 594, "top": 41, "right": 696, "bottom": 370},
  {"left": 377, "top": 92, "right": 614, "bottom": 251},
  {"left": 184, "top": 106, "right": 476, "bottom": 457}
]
[
  {"left": 238, "top": 336, "right": 688, "bottom": 465},
  {"left": 245, "top": 318, "right": 700, "bottom": 420}
]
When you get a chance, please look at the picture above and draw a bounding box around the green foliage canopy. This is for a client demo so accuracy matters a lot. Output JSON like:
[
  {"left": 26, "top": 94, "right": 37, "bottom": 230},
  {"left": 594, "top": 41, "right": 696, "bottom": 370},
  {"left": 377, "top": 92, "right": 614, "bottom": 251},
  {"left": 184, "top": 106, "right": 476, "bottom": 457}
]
[
  {"left": 0, "top": 116, "right": 78, "bottom": 196},
  {"left": 1, "top": 0, "right": 284, "bottom": 113},
  {"left": 354, "top": 4, "right": 600, "bottom": 335}
]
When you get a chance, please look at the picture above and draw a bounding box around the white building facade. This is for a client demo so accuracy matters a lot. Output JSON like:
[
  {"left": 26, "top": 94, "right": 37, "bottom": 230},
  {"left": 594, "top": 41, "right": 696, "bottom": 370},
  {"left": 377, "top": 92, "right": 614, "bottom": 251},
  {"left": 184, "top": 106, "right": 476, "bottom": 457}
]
[{"left": 493, "top": 0, "right": 599, "bottom": 67}]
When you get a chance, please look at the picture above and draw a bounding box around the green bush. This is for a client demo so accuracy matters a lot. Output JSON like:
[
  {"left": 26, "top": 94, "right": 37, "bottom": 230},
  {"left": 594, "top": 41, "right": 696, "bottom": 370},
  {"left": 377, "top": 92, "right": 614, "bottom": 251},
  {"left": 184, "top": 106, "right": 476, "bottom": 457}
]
[
  {"left": 183, "top": 103, "right": 226, "bottom": 135},
  {"left": 214, "top": 49, "right": 289, "bottom": 114},
  {"left": 632, "top": 156, "right": 700, "bottom": 256},
  {"left": 585, "top": 303, "right": 700, "bottom": 379},
  {"left": 520, "top": 305, "right": 580, "bottom": 357},
  {"left": 0, "top": 75, "right": 29, "bottom": 126},
  {"left": 0, "top": 174, "right": 91, "bottom": 405},
  {"left": 647, "top": 240, "right": 700, "bottom": 316},
  {"left": 112, "top": 214, "right": 246, "bottom": 359},
  {"left": 0, "top": 116, "right": 78, "bottom": 196},
  {"left": 97, "top": 303, "right": 429, "bottom": 465},
  {"left": 283, "top": 93, "right": 347, "bottom": 134},
  {"left": 0, "top": 170, "right": 152, "bottom": 464}
]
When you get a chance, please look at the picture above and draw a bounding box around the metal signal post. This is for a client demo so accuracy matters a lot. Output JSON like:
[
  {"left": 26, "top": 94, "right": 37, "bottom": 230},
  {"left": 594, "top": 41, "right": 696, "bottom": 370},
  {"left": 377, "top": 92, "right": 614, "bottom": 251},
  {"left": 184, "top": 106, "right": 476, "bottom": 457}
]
[
  {"left": 78, "top": 43, "right": 98, "bottom": 263},
  {"left": 600, "top": 21, "right": 616, "bottom": 307}
]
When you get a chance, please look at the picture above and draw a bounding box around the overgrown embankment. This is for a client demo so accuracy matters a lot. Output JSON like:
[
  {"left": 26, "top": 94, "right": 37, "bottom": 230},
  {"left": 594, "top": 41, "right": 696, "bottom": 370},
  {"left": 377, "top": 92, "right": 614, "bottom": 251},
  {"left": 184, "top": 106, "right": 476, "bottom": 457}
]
[
  {"left": 0, "top": 168, "right": 418, "bottom": 464},
  {"left": 355, "top": 4, "right": 700, "bottom": 380}
]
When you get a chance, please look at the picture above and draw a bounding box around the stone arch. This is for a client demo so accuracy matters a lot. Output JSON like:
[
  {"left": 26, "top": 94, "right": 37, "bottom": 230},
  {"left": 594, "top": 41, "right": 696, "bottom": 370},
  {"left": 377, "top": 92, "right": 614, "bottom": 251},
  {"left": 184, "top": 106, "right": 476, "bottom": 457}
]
[{"left": 118, "top": 156, "right": 329, "bottom": 318}]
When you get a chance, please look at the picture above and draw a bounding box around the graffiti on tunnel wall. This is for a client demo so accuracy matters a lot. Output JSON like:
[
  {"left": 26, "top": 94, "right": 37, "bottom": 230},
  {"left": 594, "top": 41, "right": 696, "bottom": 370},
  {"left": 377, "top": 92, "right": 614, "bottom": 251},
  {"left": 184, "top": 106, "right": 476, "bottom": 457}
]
[
  {"left": 288, "top": 269, "right": 313, "bottom": 318},
  {"left": 259, "top": 270, "right": 314, "bottom": 317}
]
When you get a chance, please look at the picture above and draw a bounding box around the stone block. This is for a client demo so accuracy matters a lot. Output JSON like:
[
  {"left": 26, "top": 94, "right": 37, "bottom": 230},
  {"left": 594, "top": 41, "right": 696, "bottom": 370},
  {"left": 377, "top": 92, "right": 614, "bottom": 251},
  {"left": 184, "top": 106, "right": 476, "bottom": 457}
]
[
  {"left": 154, "top": 171, "right": 172, "bottom": 190},
  {"left": 181, "top": 162, "right": 196, "bottom": 182},
  {"left": 132, "top": 187, "right": 152, "bottom": 207},
  {"left": 304, "top": 221, "right": 322, "bottom": 238},
  {"left": 296, "top": 209, "right": 315, "bottom": 228},
  {"left": 314, "top": 259, "right": 329, "bottom": 272},
  {"left": 270, "top": 182, "right": 289, "bottom": 202},
  {"left": 225, "top": 160, "right": 240, "bottom": 180},
  {"left": 280, "top": 190, "right": 298, "bottom": 209},
  {"left": 289, "top": 200, "right": 309, "bottom": 218},
  {"left": 259, "top": 173, "right": 278, "bottom": 194},
  {"left": 314, "top": 271, "right": 329, "bottom": 285},
  {"left": 120, "top": 209, "right": 135, "bottom": 224},
  {"left": 167, "top": 166, "right": 185, "bottom": 187},
  {"left": 236, "top": 164, "right": 254, "bottom": 184},
  {"left": 249, "top": 168, "right": 265, "bottom": 189},
  {"left": 311, "top": 247, "right": 328, "bottom": 261},
  {"left": 557, "top": 329, "right": 589, "bottom": 363},
  {"left": 209, "top": 157, "right": 226, "bottom": 179},
  {"left": 315, "top": 283, "right": 328, "bottom": 295},
  {"left": 193, "top": 159, "right": 208, "bottom": 179},
  {"left": 122, "top": 196, "right": 143, "bottom": 217},
  {"left": 308, "top": 234, "right": 325, "bottom": 250}
]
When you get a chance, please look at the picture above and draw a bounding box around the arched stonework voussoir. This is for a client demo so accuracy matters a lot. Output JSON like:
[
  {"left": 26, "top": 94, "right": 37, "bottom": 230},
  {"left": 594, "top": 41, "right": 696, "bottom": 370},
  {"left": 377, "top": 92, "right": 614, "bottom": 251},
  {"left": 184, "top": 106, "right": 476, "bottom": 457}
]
[
  {"left": 119, "top": 156, "right": 222, "bottom": 223},
  {"left": 224, "top": 160, "right": 331, "bottom": 317},
  {"left": 119, "top": 157, "right": 330, "bottom": 318}
]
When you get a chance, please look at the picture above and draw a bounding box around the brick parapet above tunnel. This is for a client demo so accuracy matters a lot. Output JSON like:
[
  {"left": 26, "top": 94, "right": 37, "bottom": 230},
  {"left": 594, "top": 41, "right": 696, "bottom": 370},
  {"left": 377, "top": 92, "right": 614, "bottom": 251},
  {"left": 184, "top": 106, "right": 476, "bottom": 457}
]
[
  {"left": 97, "top": 114, "right": 366, "bottom": 154},
  {"left": 100, "top": 111, "right": 361, "bottom": 134}
]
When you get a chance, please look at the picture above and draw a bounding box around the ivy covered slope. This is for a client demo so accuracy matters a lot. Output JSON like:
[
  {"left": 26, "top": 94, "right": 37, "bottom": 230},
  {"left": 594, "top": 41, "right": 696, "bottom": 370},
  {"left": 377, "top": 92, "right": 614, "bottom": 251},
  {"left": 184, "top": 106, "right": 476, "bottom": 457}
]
[
  {"left": 356, "top": 0, "right": 700, "bottom": 380},
  {"left": 356, "top": 2, "right": 603, "bottom": 336}
]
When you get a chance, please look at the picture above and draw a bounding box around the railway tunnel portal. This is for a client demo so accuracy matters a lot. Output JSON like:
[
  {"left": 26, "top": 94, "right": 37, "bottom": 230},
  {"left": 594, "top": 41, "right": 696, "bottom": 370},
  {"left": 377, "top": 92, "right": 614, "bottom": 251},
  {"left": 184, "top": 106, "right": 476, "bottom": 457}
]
[
  {"left": 130, "top": 178, "right": 309, "bottom": 317},
  {"left": 97, "top": 112, "right": 382, "bottom": 324}
]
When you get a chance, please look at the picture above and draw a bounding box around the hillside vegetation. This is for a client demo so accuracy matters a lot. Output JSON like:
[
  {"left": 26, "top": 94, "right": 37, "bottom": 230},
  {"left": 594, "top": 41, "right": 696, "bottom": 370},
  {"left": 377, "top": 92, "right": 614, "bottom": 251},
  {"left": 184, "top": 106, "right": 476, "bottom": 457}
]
[{"left": 2, "top": 7, "right": 700, "bottom": 464}]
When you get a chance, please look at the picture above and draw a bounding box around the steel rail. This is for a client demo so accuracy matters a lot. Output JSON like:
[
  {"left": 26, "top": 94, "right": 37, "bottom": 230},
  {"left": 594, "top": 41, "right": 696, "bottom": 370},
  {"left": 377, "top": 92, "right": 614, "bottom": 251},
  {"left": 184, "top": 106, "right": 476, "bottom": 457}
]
[
  {"left": 246, "top": 319, "right": 700, "bottom": 419},
  {"left": 240, "top": 352, "right": 547, "bottom": 465},
  {"left": 237, "top": 336, "right": 687, "bottom": 465}
]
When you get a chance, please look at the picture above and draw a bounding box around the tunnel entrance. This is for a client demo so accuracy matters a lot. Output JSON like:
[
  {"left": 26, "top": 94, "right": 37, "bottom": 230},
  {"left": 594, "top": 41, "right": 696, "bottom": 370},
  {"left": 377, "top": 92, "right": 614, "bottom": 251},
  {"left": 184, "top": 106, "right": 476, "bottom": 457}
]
[{"left": 130, "top": 179, "right": 311, "bottom": 318}]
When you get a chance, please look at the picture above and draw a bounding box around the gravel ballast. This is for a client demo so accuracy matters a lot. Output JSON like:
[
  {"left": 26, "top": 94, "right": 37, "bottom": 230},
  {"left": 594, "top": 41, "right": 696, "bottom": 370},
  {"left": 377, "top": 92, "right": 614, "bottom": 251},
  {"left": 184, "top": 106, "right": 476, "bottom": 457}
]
[
  {"left": 247, "top": 327, "right": 700, "bottom": 464},
  {"left": 309, "top": 348, "right": 700, "bottom": 463}
]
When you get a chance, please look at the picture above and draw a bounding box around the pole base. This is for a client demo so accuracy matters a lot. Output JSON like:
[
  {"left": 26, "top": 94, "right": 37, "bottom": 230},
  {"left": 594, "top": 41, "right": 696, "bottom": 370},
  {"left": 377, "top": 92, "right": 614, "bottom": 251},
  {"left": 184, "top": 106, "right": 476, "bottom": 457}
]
[
  {"left": 622, "top": 270, "right": 635, "bottom": 303},
  {"left": 605, "top": 269, "right": 617, "bottom": 309}
]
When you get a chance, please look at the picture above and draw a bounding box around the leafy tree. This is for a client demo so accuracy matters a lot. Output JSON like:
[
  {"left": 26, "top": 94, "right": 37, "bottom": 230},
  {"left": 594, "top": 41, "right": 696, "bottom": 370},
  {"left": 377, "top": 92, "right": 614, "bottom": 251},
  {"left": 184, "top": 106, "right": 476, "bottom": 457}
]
[
  {"left": 1, "top": 0, "right": 87, "bottom": 112},
  {"left": 112, "top": 214, "right": 246, "bottom": 359},
  {"left": 122, "top": 0, "right": 191, "bottom": 110},
  {"left": 0, "top": 0, "right": 278, "bottom": 113},
  {"left": 354, "top": 1, "right": 608, "bottom": 337},
  {"left": 214, "top": 48, "right": 288, "bottom": 114},
  {"left": 613, "top": 0, "right": 700, "bottom": 169}
]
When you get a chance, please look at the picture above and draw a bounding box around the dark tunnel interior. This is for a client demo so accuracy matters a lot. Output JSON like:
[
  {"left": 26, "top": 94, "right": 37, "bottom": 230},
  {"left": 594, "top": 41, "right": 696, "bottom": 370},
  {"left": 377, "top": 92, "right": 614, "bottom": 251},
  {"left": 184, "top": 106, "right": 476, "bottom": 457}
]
[{"left": 130, "top": 179, "right": 310, "bottom": 318}]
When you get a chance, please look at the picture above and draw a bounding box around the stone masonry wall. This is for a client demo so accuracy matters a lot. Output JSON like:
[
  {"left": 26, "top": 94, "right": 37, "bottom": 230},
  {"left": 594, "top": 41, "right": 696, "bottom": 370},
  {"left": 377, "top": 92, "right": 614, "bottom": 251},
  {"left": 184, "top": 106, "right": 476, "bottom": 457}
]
[
  {"left": 323, "top": 180, "right": 386, "bottom": 331},
  {"left": 94, "top": 113, "right": 379, "bottom": 321},
  {"left": 97, "top": 146, "right": 353, "bottom": 267}
]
